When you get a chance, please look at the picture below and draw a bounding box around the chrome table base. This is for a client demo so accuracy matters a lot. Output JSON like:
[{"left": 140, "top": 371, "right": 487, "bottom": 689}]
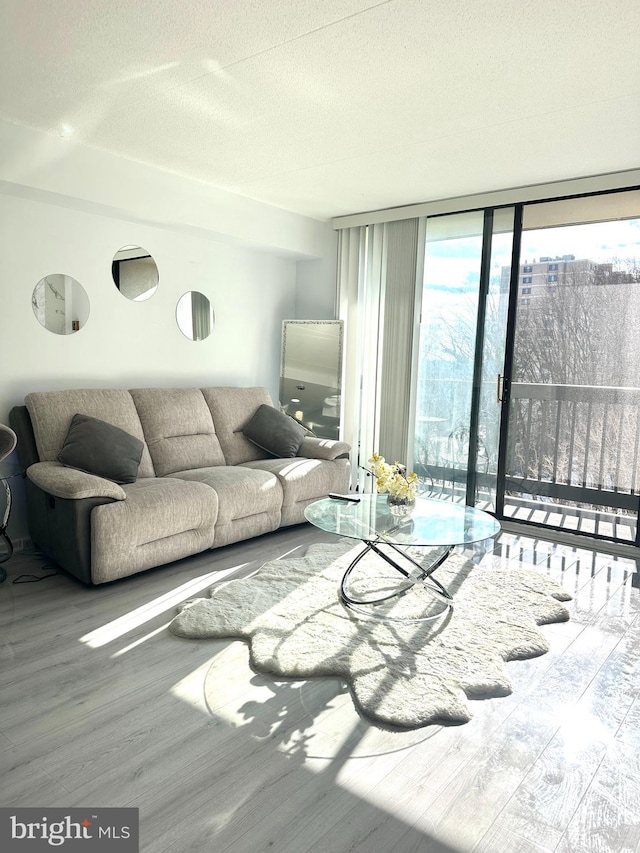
[{"left": 339, "top": 537, "right": 454, "bottom": 622}]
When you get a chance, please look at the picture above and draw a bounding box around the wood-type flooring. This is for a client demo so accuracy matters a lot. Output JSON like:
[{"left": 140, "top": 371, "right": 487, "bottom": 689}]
[{"left": 1, "top": 523, "right": 638, "bottom": 852}]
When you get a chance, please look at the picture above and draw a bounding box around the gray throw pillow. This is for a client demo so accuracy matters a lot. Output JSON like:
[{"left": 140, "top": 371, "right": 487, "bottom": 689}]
[
  {"left": 58, "top": 413, "right": 144, "bottom": 484},
  {"left": 243, "top": 404, "right": 306, "bottom": 458}
]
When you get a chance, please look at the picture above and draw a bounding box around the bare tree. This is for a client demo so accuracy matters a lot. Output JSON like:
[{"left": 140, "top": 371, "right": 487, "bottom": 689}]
[{"left": 509, "top": 258, "right": 640, "bottom": 493}]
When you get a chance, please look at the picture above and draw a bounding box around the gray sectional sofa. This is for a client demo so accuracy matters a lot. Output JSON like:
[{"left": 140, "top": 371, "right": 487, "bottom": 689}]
[{"left": 10, "top": 386, "right": 351, "bottom": 585}]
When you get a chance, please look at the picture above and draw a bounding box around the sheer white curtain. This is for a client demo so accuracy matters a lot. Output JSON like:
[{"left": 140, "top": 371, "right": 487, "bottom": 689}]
[{"left": 337, "top": 218, "right": 422, "bottom": 491}]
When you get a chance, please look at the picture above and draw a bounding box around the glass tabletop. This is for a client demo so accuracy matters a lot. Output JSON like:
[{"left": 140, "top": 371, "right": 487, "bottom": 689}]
[{"left": 305, "top": 494, "right": 500, "bottom": 547}]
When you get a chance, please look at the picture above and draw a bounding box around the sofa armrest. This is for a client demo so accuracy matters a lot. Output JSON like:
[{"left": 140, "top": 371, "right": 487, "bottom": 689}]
[
  {"left": 27, "top": 461, "right": 127, "bottom": 501},
  {"left": 297, "top": 436, "right": 351, "bottom": 461}
]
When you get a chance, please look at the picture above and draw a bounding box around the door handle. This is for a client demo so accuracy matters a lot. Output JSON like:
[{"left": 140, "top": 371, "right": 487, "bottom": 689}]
[{"left": 497, "top": 374, "right": 504, "bottom": 403}]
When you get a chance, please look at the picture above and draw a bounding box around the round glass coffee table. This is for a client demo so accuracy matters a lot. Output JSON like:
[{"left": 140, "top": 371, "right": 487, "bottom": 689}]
[{"left": 305, "top": 494, "right": 500, "bottom": 621}]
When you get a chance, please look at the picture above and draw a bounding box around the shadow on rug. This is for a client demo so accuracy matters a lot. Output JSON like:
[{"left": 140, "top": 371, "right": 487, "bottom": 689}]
[{"left": 168, "top": 538, "right": 572, "bottom": 728}]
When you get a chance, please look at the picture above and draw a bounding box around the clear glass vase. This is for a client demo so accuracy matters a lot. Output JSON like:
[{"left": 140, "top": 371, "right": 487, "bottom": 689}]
[{"left": 387, "top": 494, "right": 416, "bottom": 516}]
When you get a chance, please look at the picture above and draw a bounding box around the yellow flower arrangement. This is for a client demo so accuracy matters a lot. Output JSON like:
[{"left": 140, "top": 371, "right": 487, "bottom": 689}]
[{"left": 367, "top": 453, "right": 419, "bottom": 501}]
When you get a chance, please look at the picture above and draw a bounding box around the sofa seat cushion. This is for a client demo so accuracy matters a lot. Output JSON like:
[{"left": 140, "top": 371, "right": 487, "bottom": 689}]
[
  {"left": 90, "top": 478, "right": 218, "bottom": 584},
  {"left": 167, "top": 465, "right": 281, "bottom": 524},
  {"left": 168, "top": 465, "right": 282, "bottom": 548},
  {"left": 240, "top": 457, "right": 350, "bottom": 507}
]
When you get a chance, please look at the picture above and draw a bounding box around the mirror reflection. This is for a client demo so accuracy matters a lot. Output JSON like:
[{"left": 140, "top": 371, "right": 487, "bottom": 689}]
[
  {"left": 280, "top": 320, "right": 343, "bottom": 439},
  {"left": 112, "top": 245, "right": 159, "bottom": 301},
  {"left": 32, "top": 274, "right": 90, "bottom": 335},
  {"left": 176, "top": 291, "right": 214, "bottom": 341}
]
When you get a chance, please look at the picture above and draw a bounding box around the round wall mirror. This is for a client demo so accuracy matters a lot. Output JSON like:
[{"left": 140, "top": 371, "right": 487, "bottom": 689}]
[
  {"left": 176, "top": 291, "right": 215, "bottom": 341},
  {"left": 112, "top": 245, "right": 159, "bottom": 301},
  {"left": 32, "top": 274, "right": 90, "bottom": 335}
]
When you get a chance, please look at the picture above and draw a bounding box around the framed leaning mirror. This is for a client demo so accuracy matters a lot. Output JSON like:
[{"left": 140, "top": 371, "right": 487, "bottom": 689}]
[{"left": 279, "top": 320, "right": 344, "bottom": 440}]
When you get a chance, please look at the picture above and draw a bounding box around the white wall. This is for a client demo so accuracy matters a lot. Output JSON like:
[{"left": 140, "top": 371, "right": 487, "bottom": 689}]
[
  {"left": 295, "top": 242, "right": 339, "bottom": 320},
  {"left": 0, "top": 119, "right": 332, "bottom": 259},
  {"left": 0, "top": 122, "right": 338, "bottom": 544}
]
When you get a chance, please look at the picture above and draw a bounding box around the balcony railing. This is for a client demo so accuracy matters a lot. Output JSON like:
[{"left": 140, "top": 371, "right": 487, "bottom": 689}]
[
  {"left": 414, "top": 381, "right": 640, "bottom": 541},
  {"left": 507, "top": 382, "right": 640, "bottom": 512}
]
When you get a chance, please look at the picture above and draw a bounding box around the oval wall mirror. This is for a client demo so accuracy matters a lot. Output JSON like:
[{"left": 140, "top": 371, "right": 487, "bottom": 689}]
[
  {"left": 112, "top": 245, "right": 159, "bottom": 301},
  {"left": 32, "top": 274, "right": 90, "bottom": 335},
  {"left": 176, "top": 291, "right": 215, "bottom": 341}
]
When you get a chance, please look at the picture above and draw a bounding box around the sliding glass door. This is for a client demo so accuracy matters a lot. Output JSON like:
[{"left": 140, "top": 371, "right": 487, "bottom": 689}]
[
  {"left": 411, "top": 187, "right": 640, "bottom": 546},
  {"left": 503, "top": 189, "right": 640, "bottom": 543},
  {"left": 470, "top": 208, "right": 514, "bottom": 512}
]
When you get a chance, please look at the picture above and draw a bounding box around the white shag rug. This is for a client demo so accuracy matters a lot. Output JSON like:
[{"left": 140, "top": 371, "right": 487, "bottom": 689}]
[{"left": 169, "top": 538, "right": 572, "bottom": 728}]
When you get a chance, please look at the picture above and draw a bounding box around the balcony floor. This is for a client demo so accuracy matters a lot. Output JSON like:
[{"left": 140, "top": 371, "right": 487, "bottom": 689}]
[
  {"left": 503, "top": 496, "right": 637, "bottom": 544},
  {"left": 424, "top": 478, "right": 638, "bottom": 546}
]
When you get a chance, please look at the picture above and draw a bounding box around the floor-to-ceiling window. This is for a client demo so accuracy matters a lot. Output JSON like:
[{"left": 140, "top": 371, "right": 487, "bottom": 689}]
[
  {"left": 337, "top": 183, "right": 640, "bottom": 546},
  {"left": 410, "top": 187, "right": 640, "bottom": 546},
  {"left": 412, "top": 207, "right": 514, "bottom": 512},
  {"left": 503, "top": 189, "right": 640, "bottom": 543},
  {"left": 413, "top": 210, "right": 484, "bottom": 497}
]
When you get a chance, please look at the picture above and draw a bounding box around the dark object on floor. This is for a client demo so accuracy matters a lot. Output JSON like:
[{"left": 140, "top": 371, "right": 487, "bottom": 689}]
[{"left": 0, "top": 422, "right": 18, "bottom": 583}]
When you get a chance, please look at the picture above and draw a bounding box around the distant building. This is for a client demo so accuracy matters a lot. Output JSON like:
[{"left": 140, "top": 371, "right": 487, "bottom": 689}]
[{"left": 501, "top": 255, "right": 637, "bottom": 307}]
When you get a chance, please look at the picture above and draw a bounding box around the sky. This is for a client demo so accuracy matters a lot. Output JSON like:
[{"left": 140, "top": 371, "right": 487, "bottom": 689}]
[
  {"left": 521, "top": 219, "right": 640, "bottom": 266},
  {"left": 423, "top": 217, "right": 640, "bottom": 296}
]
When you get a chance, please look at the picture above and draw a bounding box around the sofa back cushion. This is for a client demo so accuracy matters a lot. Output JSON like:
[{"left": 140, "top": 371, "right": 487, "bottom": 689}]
[
  {"left": 130, "top": 388, "right": 226, "bottom": 476},
  {"left": 25, "top": 389, "right": 155, "bottom": 478},
  {"left": 201, "top": 387, "right": 273, "bottom": 466}
]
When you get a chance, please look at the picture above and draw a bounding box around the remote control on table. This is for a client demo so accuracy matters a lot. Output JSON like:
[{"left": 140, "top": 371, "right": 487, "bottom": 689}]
[{"left": 328, "top": 493, "right": 360, "bottom": 502}]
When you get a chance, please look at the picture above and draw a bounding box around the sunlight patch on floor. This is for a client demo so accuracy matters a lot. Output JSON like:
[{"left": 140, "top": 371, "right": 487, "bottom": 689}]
[
  {"left": 111, "top": 621, "right": 172, "bottom": 657},
  {"left": 170, "top": 658, "right": 219, "bottom": 716},
  {"left": 170, "top": 641, "right": 283, "bottom": 724},
  {"left": 555, "top": 703, "right": 616, "bottom": 758},
  {"left": 79, "top": 563, "right": 249, "bottom": 648}
]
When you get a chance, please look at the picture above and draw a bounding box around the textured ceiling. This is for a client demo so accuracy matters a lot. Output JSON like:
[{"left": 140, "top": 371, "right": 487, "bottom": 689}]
[{"left": 2, "top": 0, "right": 639, "bottom": 221}]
